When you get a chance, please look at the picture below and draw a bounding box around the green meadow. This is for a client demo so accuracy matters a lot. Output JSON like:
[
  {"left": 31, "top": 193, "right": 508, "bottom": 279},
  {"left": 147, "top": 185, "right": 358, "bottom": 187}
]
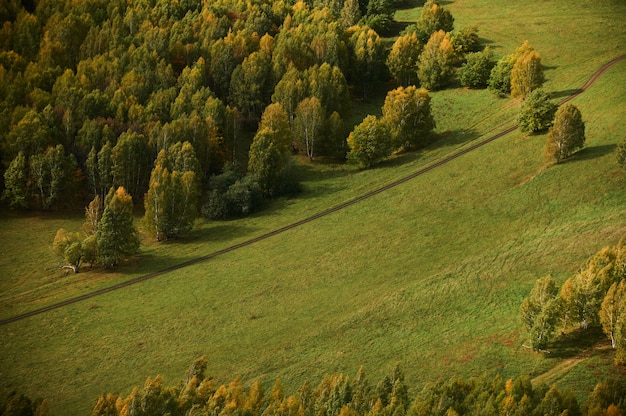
[{"left": 2, "top": 0, "right": 626, "bottom": 414}]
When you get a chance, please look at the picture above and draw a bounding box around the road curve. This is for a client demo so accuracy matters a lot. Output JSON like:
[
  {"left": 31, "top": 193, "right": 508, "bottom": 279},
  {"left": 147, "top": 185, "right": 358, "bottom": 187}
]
[{"left": 1, "top": 54, "right": 624, "bottom": 327}]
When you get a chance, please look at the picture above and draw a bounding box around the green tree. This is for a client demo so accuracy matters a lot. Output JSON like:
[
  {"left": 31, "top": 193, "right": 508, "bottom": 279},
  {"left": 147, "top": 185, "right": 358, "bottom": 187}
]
[
  {"left": 294, "top": 96, "right": 324, "bottom": 161},
  {"left": 96, "top": 186, "right": 140, "bottom": 268},
  {"left": 516, "top": 89, "right": 558, "bottom": 133},
  {"left": 2, "top": 151, "right": 29, "bottom": 209},
  {"left": 545, "top": 104, "right": 585, "bottom": 163},
  {"left": 600, "top": 281, "right": 626, "bottom": 349},
  {"left": 248, "top": 103, "right": 295, "bottom": 197},
  {"left": 387, "top": 33, "right": 421, "bottom": 87},
  {"left": 229, "top": 50, "right": 273, "bottom": 122},
  {"left": 417, "top": 30, "right": 456, "bottom": 91},
  {"left": 29, "top": 144, "right": 77, "bottom": 210},
  {"left": 347, "top": 115, "right": 394, "bottom": 169},
  {"left": 52, "top": 229, "right": 85, "bottom": 273},
  {"left": 519, "top": 275, "right": 560, "bottom": 350},
  {"left": 488, "top": 55, "right": 515, "bottom": 96},
  {"left": 458, "top": 47, "right": 495, "bottom": 89},
  {"left": 415, "top": 0, "right": 454, "bottom": 44},
  {"left": 307, "top": 63, "right": 351, "bottom": 119},
  {"left": 111, "top": 130, "right": 151, "bottom": 200},
  {"left": 349, "top": 26, "right": 387, "bottom": 97},
  {"left": 144, "top": 142, "right": 200, "bottom": 241},
  {"left": 272, "top": 67, "right": 307, "bottom": 128},
  {"left": 511, "top": 49, "right": 544, "bottom": 98},
  {"left": 382, "top": 86, "right": 435, "bottom": 150}
]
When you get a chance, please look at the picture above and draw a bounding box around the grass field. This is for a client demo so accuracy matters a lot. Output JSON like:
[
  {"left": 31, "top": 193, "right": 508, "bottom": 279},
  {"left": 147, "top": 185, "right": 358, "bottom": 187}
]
[{"left": 1, "top": 0, "right": 626, "bottom": 414}]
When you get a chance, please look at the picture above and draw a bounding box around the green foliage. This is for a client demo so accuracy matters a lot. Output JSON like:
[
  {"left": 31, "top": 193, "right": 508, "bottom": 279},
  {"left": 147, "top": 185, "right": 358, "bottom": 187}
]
[
  {"left": 111, "top": 130, "right": 151, "bottom": 200},
  {"left": 348, "top": 26, "right": 387, "bottom": 97},
  {"left": 29, "top": 144, "right": 77, "bottom": 210},
  {"left": 415, "top": 0, "right": 454, "bottom": 44},
  {"left": 600, "top": 281, "right": 626, "bottom": 350},
  {"left": 294, "top": 96, "right": 324, "bottom": 160},
  {"left": 511, "top": 50, "right": 545, "bottom": 98},
  {"left": 519, "top": 275, "right": 560, "bottom": 350},
  {"left": 417, "top": 30, "right": 456, "bottom": 91},
  {"left": 488, "top": 55, "right": 515, "bottom": 96},
  {"left": 387, "top": 33, "right": 422, "bottom": 87},
  {"left": 516, "top": 89, "right": 558, "bottom": 133},
  {"left": 2, "top": 151, "right": 29, "bottom": 209},
  {"left": 247, "top": 103, "right": 297, "bottom": 197},
  {"left": 96, "top": 187, "right": 140, "bottom": 268},
  {"left": 382, "top": 86, "right": 435, "bottom": 150},
  {"left": 144, "top": 142, "right": 201, "bottom": 241},
  {"left": 545, "top": 104, "right": 586, "bottom": 163},
  {"left": 458, "top": 47, "right": 495, "bottom": 89},
  {"left": 347, "top": 115, "right": 394, "bottom": 168}
]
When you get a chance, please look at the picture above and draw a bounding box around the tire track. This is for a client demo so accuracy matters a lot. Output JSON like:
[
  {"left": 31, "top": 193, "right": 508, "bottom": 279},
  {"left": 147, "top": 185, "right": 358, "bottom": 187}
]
[{"left": 1, "top": 54, "right": 624, "bottom": 327}]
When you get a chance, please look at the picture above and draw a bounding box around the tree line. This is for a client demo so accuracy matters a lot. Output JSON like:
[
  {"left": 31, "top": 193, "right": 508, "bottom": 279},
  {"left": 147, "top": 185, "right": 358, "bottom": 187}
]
[
  {"left": 3, "top": 358, "right": 625, "bottom": 416},
  {"left": 0, "top": 0, "right": 550, "bottom": 214}
]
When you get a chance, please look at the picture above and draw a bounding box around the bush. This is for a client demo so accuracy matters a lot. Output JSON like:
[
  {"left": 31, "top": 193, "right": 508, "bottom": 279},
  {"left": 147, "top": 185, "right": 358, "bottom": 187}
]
[
  {"left": 517, "top": 89, "right": 557, "bottom": 133},
  {"left": 202, "top": 166, "right": 264, "bottom": 220},
  {"left": 488, "top": 55, "right": 514, "bottom": 96},
  {"left": 459, "top": 47, "right": 495, "bottom": 89}
]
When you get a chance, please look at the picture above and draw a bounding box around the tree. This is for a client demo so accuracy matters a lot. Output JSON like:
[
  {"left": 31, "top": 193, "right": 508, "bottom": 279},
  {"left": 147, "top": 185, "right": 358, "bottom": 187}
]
[
  {"left": 416, "top": 0, "right": 454, "bottom": 44},
  {"left": 347, "top": 115, "right": 394, "bottom": 169},
  {"left": 600, "top": 281, "right": 626, "bottom": 349},
  {"left": 510, "top": 50, "right": 544, "bottom": 98},
  {"left": 381, "top": 86, "right": 435, "bottom": 150},
  {"left": 29, "top": 144, "right": 77, "bottom": 210},
  {"left": 229, "top": 50, "right": 273, "bottom": 122},
  {"left": 294, "top": 97, "right": 324, "bottom": 161},
  {"left": 458, "top": 47, "right": 495, "bottom": 89},
  {"left": 111, "top": 130, "right": 151, "bottom": 200},
  {"left": 519, "top": 275, "right": 560, "bottom": 350},
  {"left": 83, "top": 194, "right": 102, "bottom": 237},
  {"left": 144, "top": 142, "right": 200, "bottom": 241},
  {"left": 96, "top": 186, "right": 140, "bottom": 268},
  {"left": 52, "top": 229, "right": 86, "bottom": 273},
  {"left": 248, "top": 103, "right": 296, "bottom": 197},
  {"left": 2, "top": 151, "right": 29, "bottom": 209},
  {"left": 349, "top": 26, "right": 387, "bottom": 97},
  {"left": 545, "top": 104, "right": 585, "bottom": 163},
  {"left": 417, "top": 30, "right": 456, "bottom": 91},
  {"left": 516, "top": 89, "right": 558, "bottom": 133},
  {"left": 488, "top": 55, "right": 515, "bottom": 96},
  {"left": 387, "top": 33, "right": 421, "bottom": 87}
]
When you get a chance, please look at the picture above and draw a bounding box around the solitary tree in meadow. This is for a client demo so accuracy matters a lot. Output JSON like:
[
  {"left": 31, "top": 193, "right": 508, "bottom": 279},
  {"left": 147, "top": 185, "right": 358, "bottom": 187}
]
[{"left": 545, "top": 104, "right": 585, "bottom": 163}]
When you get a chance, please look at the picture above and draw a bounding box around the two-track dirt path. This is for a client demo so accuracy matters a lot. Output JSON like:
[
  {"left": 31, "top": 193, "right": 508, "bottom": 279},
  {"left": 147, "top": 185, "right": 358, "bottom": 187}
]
[{"left": 1, "top": 54, "right": 625, "bottom": 327}]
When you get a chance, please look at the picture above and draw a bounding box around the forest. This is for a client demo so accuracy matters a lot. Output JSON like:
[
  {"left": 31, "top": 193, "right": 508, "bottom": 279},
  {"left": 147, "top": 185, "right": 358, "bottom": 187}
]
[{"left": 2, "top": 0, "right": 626, "bottom": 414}]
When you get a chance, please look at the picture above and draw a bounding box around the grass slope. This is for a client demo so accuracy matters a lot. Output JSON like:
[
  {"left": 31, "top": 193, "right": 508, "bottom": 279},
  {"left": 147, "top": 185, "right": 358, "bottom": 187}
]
[{"left": 1, "top": 1, "right": 626, "bottom": 414}]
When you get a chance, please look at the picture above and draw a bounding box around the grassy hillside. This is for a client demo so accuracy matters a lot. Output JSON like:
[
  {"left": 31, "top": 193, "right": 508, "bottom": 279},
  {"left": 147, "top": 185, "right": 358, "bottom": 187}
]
[{"left": 2, "top": 0, "right": 626, "bottom": 414}]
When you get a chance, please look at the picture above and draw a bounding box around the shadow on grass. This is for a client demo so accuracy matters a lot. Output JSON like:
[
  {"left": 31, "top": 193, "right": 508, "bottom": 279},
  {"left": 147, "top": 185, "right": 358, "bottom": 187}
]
[
  {"left": 172, "top": 223, "right": 261, "bottom": 245},
  {"left": 570, "top": 144, "right": 616, "bottom": 162},
  {"left": 547, "top": 326, "right": 605, "bottom": 360},
  {"left": 551, "top": 89, "right": 582, "bottom": 100}
]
